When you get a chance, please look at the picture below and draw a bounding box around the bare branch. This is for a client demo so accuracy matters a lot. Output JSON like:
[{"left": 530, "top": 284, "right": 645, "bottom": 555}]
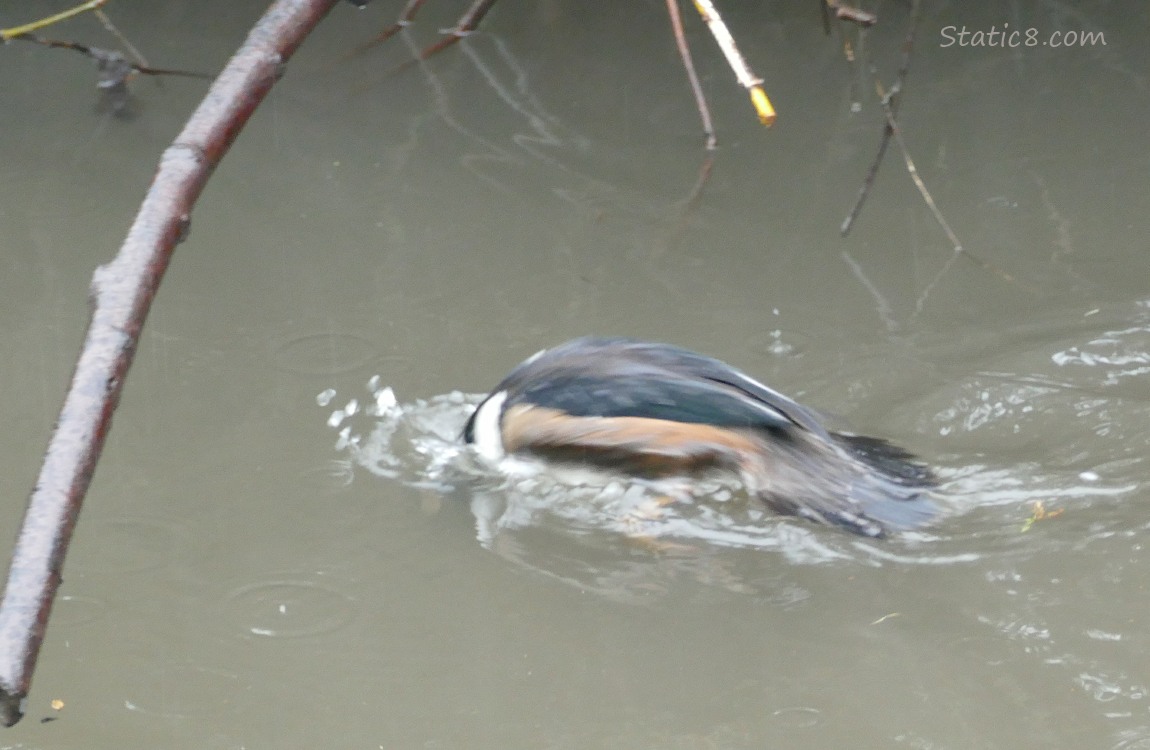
[
  {"left": 665, "top": 0, "right": 716, "bottom": 149},
  {"left": 0, "top": 0, "right": 342, "bottom": 727},
  {"left": 841, "top": 0, "right": 919, "bottom": 236}
]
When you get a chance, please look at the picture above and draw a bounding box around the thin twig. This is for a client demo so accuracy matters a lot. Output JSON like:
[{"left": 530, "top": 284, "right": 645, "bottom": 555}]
[
  {"left": 826, "top": 1, "right": 877, "bottom": 27},
  {"left": 839, "top": 116, "right": 891, "bottom": 236},
  {"left": 874, "top": 83, "right": 1016, "bottom": 284},
  {"left": 343, "top": 0, "right": 425, "bottom": 58},
  {"left": 819, "top": 0, "right": 832, "bottom": 35},
  {"left": 873, "top": 84, "right": 961, "bottom": 252},
  {"left": 452, "top": 0, "right": 499, "bottom": 34},
  {"left": 416, "top": 0, "right": 499, "bottom": 59},
  {"left": 93, "top": 9, "right": 149, "bottom": 69},
  {"left": 665, "top": 0, "right": 716, "bottom": 149},
  {"left": 839, "top": 1, "right": 1018, "bottom": 300},
  {"left": 14, "top": 34, "right": 213, "bottom": 80},
  {"left": 691, "top": 0, "right": 775, "bottom": 126},
  {"left": 373, "top": 0, "right": 427, "bottom": 46},
  {"left": 359, "top": 0, "right": 499, "bottom": 80},
  {"left": 841, "top": 0, "right": 918, "bottom": 236}
]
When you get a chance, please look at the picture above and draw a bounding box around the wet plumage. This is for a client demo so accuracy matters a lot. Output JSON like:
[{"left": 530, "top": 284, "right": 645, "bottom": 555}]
[{"left": 463, "top": 337, "right": 938, "bottom": 538}]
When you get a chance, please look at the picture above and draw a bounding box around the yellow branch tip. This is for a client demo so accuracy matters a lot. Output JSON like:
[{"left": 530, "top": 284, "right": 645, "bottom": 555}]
[
  {"left": 0, "top": 0, "right": 107, "bottom": 41},
  {"left": 750, "top": 86, "right": 776, "bottom": 127}
]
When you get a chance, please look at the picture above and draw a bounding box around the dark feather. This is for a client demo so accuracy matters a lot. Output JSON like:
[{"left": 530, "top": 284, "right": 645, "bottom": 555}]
[
  {"left": 834, "top": 433, "right": 936, "bottom": 486},
  {"left": 512, "top": 374, "right": 794, "bottom": 431},
  {"left": 465, "top": 337, "right": 941, "bottom": 537},
  {"left": 489, "top": 337, "right": 828, "bottom": 436}
]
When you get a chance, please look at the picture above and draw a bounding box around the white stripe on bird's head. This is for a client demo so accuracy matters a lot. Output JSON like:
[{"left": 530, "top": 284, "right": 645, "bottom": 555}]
[{"left": 470, "top": 390, "right": 508, "bottom": 463}]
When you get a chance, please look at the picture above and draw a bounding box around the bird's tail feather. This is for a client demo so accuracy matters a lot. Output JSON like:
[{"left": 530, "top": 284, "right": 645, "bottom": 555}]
[
  {"left": 832, "top": 433, "right": 938, "bottom": 533},
  {"left": 746, "top": 431, "right": 939, "bottom": 537}
]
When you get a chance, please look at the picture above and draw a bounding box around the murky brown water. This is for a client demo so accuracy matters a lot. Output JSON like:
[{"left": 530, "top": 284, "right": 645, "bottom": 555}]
[{"left": 2, "top": 1, "right": 1149, "bottom": 747}]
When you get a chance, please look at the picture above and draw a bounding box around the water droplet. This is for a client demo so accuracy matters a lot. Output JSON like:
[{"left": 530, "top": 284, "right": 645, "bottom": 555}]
[
  {"left": 771, "top": 706, "right": 821, "bottom": 728},
  {"left": 375, "top": 386, "right": 398, "bottom": 414}
]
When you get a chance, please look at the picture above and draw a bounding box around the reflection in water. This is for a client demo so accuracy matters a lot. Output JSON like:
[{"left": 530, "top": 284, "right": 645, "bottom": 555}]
[
  {"left": 319, "top": 380, "right": 861, "bottom": 599},
  {"left": 393, "top": 28, "right": 696, "bottom": 233},
  {"left": 319, "top": 383, "right": 948, "bottom": 601}
]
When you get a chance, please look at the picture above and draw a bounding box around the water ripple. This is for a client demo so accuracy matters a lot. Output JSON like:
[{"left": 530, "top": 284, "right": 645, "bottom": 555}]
[
  {"left": 271, "top": 332, "right": 384, "bottom": 375},
  {"left": 80, "top": 516, "right": 191, "bottom": 573},
  {"left": 122, "top": 663, "right": 246, "bottom": 718},
  {"left": 51, "top": 595, "right": 109, "bottom": 628},
  {"left": 220, "top": 578, "right": 358, "bottom": 639},
  {"left": 1111, "top": 727, "right": 1150, "bottom": 750}
]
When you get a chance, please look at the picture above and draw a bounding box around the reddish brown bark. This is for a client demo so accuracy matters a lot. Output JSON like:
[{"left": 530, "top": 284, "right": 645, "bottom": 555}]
[{"left": 0, "top": 0, "right": 341, "bottom": 727}]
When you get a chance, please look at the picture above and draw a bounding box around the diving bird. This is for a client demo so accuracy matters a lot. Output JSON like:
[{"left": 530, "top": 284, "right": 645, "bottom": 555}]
[{"left": 463, "top": 337, "right": 938, "bottom": 537}]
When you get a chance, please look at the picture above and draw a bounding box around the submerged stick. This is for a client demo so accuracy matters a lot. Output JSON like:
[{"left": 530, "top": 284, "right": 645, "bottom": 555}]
[
  {"left": 353, "top": 0, "right": 498, "bottom": 69},
  {"left": 358, "top": 0, "right": 428, "bottom": 49},
  {"left": 0, "top": 0, "right": 341, "bottom": 727},
  {"left": 416, "top": 0, "right": 499, "bottom": 59},
  {"left": 665, "top": 0, "right": 716, "bottom": 150}
]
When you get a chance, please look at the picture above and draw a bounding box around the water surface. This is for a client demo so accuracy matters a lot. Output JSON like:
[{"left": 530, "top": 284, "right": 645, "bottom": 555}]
[{"left": 1, "top": 1, "right": 1148, "bottom": 747}]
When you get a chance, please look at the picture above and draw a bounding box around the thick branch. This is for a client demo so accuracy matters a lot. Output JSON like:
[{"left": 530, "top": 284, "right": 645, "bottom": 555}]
[{"left": 0, "top": 0, "right": 340, "bottom": 727}]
